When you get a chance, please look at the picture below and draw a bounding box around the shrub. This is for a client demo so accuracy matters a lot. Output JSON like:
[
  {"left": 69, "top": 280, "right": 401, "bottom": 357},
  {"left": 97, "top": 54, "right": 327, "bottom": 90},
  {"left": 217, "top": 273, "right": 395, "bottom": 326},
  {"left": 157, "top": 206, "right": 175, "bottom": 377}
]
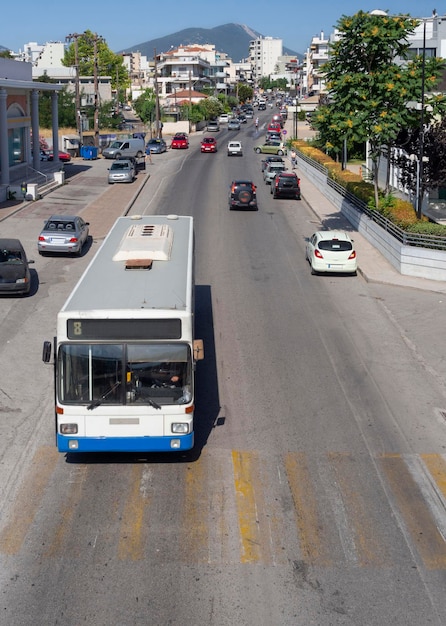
[{"left": 291, "top": 140, "right": 446, "bottom": 238}]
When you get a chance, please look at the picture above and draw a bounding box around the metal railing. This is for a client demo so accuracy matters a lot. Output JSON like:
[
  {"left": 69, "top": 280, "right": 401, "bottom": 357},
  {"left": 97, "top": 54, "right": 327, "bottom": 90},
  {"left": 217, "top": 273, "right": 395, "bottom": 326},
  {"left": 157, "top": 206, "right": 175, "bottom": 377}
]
[{"left": 298, "top": 150, "right": 446, "bottom": 251}]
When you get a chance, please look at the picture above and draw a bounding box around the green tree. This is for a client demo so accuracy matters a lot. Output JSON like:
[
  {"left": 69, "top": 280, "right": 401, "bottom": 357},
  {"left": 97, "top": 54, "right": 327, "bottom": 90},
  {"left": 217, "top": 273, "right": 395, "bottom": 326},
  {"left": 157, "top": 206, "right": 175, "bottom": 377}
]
[
  {"left": 237, "top": 84, "right": 253, "bottom": 103},
  {"left": 133, "top": 88, "right": 157, "bottom": 124},
  {"left": 200, "top": 96, "right": 223, "bottom": 121},
  {"left": 63, "top": 30, "right": 129, "bottom": 93},
  {"left": 0, "top": 50, "right": 12, "bottom": 59},
  {"left": 35, "top": 75, "right": 76, "bottom": 128},
  {"left": 314, "top": 11, "right": 446, "bottom": 209}
]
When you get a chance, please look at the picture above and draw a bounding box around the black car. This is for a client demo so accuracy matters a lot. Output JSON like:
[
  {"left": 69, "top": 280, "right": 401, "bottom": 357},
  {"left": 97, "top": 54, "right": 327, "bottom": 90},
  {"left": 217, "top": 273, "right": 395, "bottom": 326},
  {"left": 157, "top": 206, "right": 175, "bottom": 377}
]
[
  {"left": 229, "top": 181, "right": 258, "bottom": 210},
  {"left": 271, "top": 172, "right": 301, "bottom": 200},
  {"left": 0, "top": 238, "right": 34, "bottom": 295},
  {"left": 261, "top": 155, "right": 285, "bottom": 171}
]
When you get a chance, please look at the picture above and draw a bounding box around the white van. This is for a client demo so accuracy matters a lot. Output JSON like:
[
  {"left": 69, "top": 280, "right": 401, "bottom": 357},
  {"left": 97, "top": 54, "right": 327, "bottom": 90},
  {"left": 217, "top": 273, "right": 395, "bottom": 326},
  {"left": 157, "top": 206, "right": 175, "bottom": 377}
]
[{"left": 102, "top": 138, "right": 145, "bottom": 159}]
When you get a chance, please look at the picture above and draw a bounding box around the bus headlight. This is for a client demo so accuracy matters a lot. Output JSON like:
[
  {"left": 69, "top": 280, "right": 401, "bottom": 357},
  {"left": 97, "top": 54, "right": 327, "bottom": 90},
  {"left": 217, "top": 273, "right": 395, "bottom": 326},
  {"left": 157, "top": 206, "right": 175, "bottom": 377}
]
[
  {"left": 171, "top": 423, "right": 189, "bottom": 434},
  {"left": 60, "top": 423, "right": 78, "bottom": 434}
]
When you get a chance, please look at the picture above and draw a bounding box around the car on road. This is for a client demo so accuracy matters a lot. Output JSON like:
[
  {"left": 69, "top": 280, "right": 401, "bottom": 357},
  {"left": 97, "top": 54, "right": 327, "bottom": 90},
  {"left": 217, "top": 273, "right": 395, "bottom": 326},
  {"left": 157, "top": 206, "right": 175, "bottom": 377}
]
[
  {"left": 146, "top": 138, "right": 167, "bottom": 154},
  {"left": 263, "top": 162, "right": 287, "bottom": 184},
  {"left": 38, "top": 215, "right": 90, "bottom": 256},
  {"left": 206, "top": 120, "right": 220, "bottom": 132},
  {"left": 265, "top": 131, "right": 282, "bottom": 143},
  {"left": 229, "top": 181, "right": 258, "bottom": 211},
  {"left": 271, "top": 172, "right": 301, "bottom": 199},
  {"left": 228, "top": 118, "right": 241, "bottom": 130},
  {"left": 0, "top": 238, "right": 34, "bottom": 296},
  {"left": 261, "top": 155, "right": 284, "bottom": 171},
  {"left": 171, "top": 133, "right": 189, "bottom": 149},
  {"left": 218, "top": 113, "right": 230, "bottom": 124},
  {"left": 107, "top": 159, "right": 136, "bottom": 184},
  {"left": 305, "top": 231, "right": 357, "bottom": 275},
  {"left": 227, "top": 141, "right": 243, "bottom": 156},
  {"left": 254, "top": 141, "right": 287, "bottom": 156},
  {"left": 201, "top": 137, "right": 218, "bottom": 153},
  {"left": 267, "top": 121, "right": 282, "bottom": 133}
]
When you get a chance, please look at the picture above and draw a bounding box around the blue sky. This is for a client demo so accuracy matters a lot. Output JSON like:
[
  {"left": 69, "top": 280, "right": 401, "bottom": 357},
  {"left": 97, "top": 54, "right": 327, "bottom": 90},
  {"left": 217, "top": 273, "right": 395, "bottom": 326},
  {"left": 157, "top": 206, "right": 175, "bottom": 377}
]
[{"left": 0, "top": 1, "right": 438, "bottom": 55}]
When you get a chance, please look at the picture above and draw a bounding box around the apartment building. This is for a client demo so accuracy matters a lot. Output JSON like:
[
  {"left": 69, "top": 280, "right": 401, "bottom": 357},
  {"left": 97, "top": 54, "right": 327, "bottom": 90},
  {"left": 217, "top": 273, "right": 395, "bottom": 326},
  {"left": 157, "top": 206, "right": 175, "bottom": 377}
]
[{"left": 249, "top": 36, "right": 283, "bottom": 84}]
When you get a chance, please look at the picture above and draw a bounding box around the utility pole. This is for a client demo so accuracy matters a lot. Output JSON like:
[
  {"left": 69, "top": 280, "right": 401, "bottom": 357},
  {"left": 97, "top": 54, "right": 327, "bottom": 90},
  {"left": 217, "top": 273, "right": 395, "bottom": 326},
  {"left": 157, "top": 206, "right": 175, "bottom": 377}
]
[
  {"left": 66, "top": 33, "right": 82, "bottom": 149},
  {"left": 93, "top": 34, "right": 100, "bottom": 148},
  {"left": 154, "top": 48, "right": 160, "bottom": 138}
]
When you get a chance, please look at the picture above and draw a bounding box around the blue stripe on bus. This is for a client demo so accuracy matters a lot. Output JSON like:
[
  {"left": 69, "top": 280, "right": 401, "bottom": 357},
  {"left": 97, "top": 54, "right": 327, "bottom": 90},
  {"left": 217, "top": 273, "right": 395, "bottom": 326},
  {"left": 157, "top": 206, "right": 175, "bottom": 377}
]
[{"left": 57, "top": 433, "right": 194, "bottom": 453}]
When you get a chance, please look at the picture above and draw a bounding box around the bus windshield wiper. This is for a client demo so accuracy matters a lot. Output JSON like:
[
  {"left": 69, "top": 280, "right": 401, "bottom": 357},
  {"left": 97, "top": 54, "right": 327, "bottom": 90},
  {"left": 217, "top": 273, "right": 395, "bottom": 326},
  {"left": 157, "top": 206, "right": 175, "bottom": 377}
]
[
  {"left": 87, "top": 381, "right": 121, "bottom": 410},
  {"left": 147, "top": 398, "right": 162, "bottom": 410}
]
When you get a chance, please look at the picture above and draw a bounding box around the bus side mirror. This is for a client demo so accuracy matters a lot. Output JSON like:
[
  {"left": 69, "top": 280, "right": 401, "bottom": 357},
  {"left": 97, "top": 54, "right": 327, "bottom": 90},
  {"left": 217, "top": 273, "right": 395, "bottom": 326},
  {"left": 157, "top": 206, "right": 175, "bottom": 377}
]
[
  {"left": 42, "top": 340, "right": 52, "bottom": 363},
  {"left": 193, "top": 339, "right": 204, "bottom": 361}
]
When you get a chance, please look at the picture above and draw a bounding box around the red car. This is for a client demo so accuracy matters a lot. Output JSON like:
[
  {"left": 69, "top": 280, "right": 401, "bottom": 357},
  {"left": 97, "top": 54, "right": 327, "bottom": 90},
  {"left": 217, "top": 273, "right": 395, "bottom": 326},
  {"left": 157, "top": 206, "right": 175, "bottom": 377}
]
[
  {"left": 201, "top": 137, "right": 217, "bottom": 153},
  {"left": 267, "top": 121, "right": 282, "bottom": 133},
  {"left": 41, "top": 150, "right": 72, "bottom": 162},
  {"left": 171, "top": 133, "right": 189, "bottom": 149}
]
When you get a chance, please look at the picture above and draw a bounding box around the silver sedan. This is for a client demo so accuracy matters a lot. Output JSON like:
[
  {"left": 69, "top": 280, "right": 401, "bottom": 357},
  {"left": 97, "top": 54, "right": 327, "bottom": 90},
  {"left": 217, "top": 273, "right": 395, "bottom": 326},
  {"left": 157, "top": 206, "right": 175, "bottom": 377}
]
[{"left": 37, "top": 215, "right": 90, "bottom": 256}]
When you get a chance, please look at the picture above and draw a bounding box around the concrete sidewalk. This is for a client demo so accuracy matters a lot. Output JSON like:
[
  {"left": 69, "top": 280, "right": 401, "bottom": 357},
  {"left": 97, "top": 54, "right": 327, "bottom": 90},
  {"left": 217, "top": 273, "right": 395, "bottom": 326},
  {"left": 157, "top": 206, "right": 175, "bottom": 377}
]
[{"left": 286, "top": 120, "right": 446, "bottom": 295}]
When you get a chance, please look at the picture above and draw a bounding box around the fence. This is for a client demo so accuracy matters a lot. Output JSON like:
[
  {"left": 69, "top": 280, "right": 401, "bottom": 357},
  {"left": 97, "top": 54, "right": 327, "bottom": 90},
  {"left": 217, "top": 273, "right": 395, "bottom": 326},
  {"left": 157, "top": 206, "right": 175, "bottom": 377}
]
[{"left": 296, "top": 150, "right": 446, "bottom": 281}]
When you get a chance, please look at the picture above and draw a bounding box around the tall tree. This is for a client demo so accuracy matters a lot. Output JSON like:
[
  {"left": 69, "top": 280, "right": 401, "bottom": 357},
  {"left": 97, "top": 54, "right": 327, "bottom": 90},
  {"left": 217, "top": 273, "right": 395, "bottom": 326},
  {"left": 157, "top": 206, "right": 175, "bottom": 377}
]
[
  {"left": 313, "top": 11, "right": 446, "bottom": 209},
  {"left": 63, "top": 30, "right": 129, "bottom": 93}
]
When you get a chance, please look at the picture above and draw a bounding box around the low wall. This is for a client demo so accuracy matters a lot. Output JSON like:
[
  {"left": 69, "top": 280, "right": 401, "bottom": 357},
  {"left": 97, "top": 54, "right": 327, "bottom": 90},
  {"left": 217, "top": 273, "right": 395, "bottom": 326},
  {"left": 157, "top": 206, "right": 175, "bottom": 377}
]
[{"left": 297, "top": 154, "right": 446, "bottom": 282}]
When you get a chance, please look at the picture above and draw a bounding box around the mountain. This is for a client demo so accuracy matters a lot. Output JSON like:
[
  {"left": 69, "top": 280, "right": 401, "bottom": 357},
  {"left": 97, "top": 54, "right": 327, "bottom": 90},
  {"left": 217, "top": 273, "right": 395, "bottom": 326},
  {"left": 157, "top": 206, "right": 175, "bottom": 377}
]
[{"left": 119, "top": 23, "right": 301, "bottom": 63}]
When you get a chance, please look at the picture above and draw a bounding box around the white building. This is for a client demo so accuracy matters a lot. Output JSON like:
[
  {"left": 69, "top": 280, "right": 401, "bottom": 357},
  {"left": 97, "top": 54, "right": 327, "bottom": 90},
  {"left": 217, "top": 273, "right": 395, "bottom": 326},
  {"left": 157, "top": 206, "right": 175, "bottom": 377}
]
[{"left": 249, "top": 36, "right": 283, "bottom": 84}]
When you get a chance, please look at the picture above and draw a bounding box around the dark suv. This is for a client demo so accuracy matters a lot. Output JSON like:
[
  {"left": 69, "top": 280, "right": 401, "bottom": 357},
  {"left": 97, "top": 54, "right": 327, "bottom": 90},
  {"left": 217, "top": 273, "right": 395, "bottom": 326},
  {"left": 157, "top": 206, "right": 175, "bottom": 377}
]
[
  {"left": 229, "top": 181, "right": 258, "bottom": 210},
  {"left": 271, "top": 172, "right": 301, "bottom": 200}
]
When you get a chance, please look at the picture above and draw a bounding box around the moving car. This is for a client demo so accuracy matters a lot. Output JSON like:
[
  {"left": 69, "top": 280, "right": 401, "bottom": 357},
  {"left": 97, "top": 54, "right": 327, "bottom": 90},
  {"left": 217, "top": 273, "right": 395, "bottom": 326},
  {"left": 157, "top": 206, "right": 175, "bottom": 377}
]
[
  {"left": 227, "top": 141, "right": 243, "bottom": 156},
  {"left": 218, "top": 113, "right": 230, "bottom": 124},
  {"left": 146, "top": 138, "right": 167, "bottom": 154},
  {"left": 265, "top": 131, "right": 282, "bottom": 143},
  {"left": 170, "top": 133, "right": 189, "bottom": 149},
  {"left": 207, "top": 120, "right": 220, "bottom": 132},
  {"left": 0, "top": 238, "right": 34, "bottom": 296},
  {"left": 228, "top": 118, "right": 241, "bottom": 130},
  {"left": 305, "top": 230, "right": 357, "bottom": 275},
  {"left": 261, "top": 155, "right": 284, "bottom": 171},
  {"left": 201, "top": 137, "right": 218, "bottom": 153},
  {"left": 107, "top": 159, "right": 136, "bottom": 184},
  {"left": 228, "top": 181, "right": 258, "bottom": 211},
  {"left": 271, "top": 172, "right": 301, "bottom": 199},
  {"left": 37, "top": 215, "right": 90, "bottom": 256},
  {"left": 254, "top": 141, "right": 287, "bottom": 156},
  {"left": 263, "top": 162, "right": 287, "bottom": 184}
]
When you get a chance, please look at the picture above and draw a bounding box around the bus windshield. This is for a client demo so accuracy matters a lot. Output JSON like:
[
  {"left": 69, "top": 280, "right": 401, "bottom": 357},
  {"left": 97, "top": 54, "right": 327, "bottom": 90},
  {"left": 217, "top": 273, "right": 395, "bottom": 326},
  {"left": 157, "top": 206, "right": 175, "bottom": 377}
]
[{"left": 59, "top": 342, "right": 192, "bottom": 407}]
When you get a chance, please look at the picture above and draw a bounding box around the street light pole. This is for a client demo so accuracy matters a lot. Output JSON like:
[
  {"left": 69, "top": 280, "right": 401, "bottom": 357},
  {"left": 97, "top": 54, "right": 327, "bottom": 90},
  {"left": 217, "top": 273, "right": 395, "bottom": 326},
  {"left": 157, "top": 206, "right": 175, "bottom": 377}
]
[{"left": 416, "top": 18, "right": 427, "bottom": 219}]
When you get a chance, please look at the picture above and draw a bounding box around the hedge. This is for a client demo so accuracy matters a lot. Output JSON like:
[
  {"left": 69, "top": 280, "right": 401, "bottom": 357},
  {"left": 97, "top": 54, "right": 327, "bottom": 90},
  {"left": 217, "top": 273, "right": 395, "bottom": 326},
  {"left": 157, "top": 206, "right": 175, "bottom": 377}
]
[{"left": 291, "top": 140, "right": 446, "bottom": 236}]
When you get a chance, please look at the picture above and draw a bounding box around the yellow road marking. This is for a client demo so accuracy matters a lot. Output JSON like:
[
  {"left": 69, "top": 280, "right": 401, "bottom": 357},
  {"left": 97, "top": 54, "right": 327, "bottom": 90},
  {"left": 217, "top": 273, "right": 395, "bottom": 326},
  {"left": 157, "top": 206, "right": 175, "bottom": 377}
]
[
  {"left": 285, "top": 452, "right": 332, "bottom": 566},
  {"left": 182, "top": 452, "right": 210, "bottom": 562},
  {"left": 380, "top": 453, "right": 446, "bottom": 570},
  {"left": 232, "top": 450, "right": 266, "bottom": 563},
  {"left": 421, "top": 453, "right": 446, "bottom": 499},
  {"left": 118, "top": 465, "right": 150, "bottom": 561},
  {"left": 0, "top": 446, "right": 59, "bottom": 555}
]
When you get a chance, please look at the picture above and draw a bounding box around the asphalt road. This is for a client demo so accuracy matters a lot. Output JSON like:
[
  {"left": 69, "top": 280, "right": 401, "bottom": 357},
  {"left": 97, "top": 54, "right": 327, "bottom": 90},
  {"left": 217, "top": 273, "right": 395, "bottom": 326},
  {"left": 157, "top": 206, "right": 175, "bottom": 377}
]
[{"left": 1, "top": 109, "right": 446, "bottom": 625}]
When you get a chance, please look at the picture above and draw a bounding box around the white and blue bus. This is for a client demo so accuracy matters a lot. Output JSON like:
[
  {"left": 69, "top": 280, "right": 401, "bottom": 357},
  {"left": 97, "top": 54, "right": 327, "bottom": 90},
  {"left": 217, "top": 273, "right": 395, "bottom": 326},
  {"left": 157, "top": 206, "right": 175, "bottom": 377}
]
[{"left": 43, "top": 214, "right": 204, "bottom": 453}]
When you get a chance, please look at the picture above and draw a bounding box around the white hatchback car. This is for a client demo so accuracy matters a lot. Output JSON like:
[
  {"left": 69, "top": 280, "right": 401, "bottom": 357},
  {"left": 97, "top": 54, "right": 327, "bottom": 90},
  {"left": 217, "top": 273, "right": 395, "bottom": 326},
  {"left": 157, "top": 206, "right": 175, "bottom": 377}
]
[
  {"left": 306, "top": 231, "right": 357, "bottom": 275},
  {"left": 227, "top": 141, "right": 243, "bottom": 156}
]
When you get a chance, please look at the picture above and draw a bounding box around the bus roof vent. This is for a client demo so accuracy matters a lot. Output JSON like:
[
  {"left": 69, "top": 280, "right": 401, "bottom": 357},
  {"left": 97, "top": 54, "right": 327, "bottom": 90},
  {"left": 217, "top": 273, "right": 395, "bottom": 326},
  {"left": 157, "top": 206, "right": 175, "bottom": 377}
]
[{"left": 113, "top": 224, "right": 174, "bottom": 266}]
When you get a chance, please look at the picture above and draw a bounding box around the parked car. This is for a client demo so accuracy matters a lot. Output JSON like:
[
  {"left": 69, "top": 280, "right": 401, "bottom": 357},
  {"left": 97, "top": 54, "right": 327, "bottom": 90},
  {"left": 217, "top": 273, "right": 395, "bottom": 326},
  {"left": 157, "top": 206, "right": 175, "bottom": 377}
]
[
  {"left": 227, "top": 141, "right": 243, "bottom": 156},
  {"left": 102, "top": 137, "right": 145, "bottom": 159},
  {"left": 41, "top": 150, "right": 71, "bottom": 162},
  {"left": 107, "top": 159, "right": 136, "bottom": 184},
  {"left": 37, "top": 215, "right": 90, "bottom": 256},
  {"left": 0, "top": 238, "right": 34, "bottom": 296},
  {"left": 263, "top": 162, "right": 287, "bottom": 184},
  {"left": 271, "top": 172, "right": 301, "bottom": 199},
  {"left": 254, "top": 141, "right": 287, "bottom": 156},
  {"left": 305, "top": 230, "right": 357, "bottom": 275},
  {"left": 201, "top": 137, "right": 218, "bottom": 153},
  {"left": 228, "top": 181, "right": 258, "bottom": 211},
  {"left": 206, "top": 120, "right": 220, "bottom": 132},
  {"left": 146, "top": 138, "right": 167, "bottom": 154},
  {"left": 261, "top": 155, "right": 284, "bottom": 171},
  {"left": 228, "top": 118, "right": 241, "bottom": 130},
  {"left": 171, "top": 133, "right": 189, "bottom": 149}
]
